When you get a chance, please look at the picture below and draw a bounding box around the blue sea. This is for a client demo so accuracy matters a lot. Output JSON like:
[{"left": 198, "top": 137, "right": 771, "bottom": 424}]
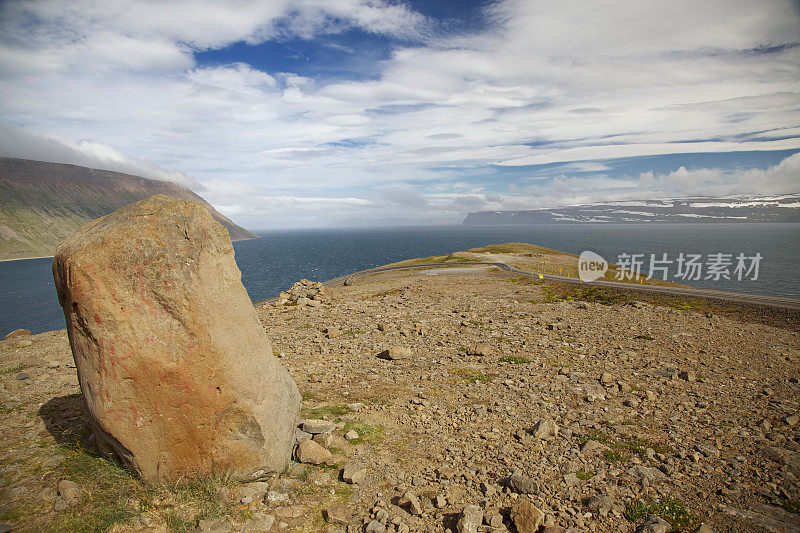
[{"left": 2, "top": 223, "right": 798, "bottom": 337}]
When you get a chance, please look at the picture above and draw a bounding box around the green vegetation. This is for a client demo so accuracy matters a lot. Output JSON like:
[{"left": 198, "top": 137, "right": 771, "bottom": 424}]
[
  {"left": 575, "top": 470, "right": 595, "bottom": 481},
  {"left": 542, "top": 285, "right": 627, "bottom": 305},
  {"left": 373, "top": 288, "right": 402, "bottom": 297},
  {"left": 667, "top": 300, "right": 701, "bottom": 311},
  {"left": 301, "top": 404, "right": 348, "bottom": 419},
  {"left": 624, "top": 498, "right": 700, "bottom": 531},
  {"left": 499, "top": 355, "right": 531, "bottom": 364},
  {"left": 634, "top": 334, "right": 655, "bottom": 340},
  {"left": 342, "top": 329, "right": 365, "bottom": 336},
  {"left": 342, "top": 421, "right": 384, "bottom": 444},
  {"left": 1, "top": 362, "right": 26, "bottom": 374},
  {"left": 578, "top": 429, "right": 673, "bottom": 463}
]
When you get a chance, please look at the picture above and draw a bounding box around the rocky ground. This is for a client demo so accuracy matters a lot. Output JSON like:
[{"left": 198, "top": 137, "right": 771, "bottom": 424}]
[{"left": 1, "top": 253, "right": 799, "bottom": 533}]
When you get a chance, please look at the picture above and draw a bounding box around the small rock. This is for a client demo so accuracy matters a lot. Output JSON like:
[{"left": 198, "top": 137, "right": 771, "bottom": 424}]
[
  {"left": 691, "top": 525, "right": 715, "bottom": 533},
  {"left": 295, "top": 428, "right": 313, "bottom": 442},
  {"left": 241, "top": 514, "right": 275, "bottom": 531},
  {"left": 194, "top": 518, "right": 232, "bottom": 533},
  {"left": 365, "top": 520, "right": 386, "bottom": 533},
  {"left": 510, "top": 499, "right": 544, "bottom": 533},
  {"left": 347, "top": 403, "right": 364, "bottom": 412},
  {"left": 15, "top": 372, "right": 29, "bottom": 381},
  {"left": 301, "top": 419, "right": 336, "bottom": 434},
  {"left": 296, "top": 440, "right": 333, "bottom": 465},
  {"left": 345, "top": 430, "right": 359, "bottom": 441},
  {"left": 600, "top": 372, "right": 614, "bottom": 384},
  {"left": 457, "top": 505, "right": 483, "bottom": 533},
  {"left": 679, "top": 371, "right": 696, "bottom": 382},
  {"left": 323, "top": 507, "right": 349, "bottom": 525},
  {"left": 503, "top": 474, "right": 538, "bottom": 494},
  {"left": 343, "top": 277, "right": 356, "bottom": 286},
  {"left": 531, "top": 418, "right": 558, "bottom": 440},
  {"left": 467, "top": 342, "right": 493, "bottom": 356},
  {"left": 377, "top": 347, "right": 413, "bottom": 360},
  {"left": 266, "top": 491, "right": 289, "bottom": 503},
  {"left": 634, "top": 514, "right": 671, "bottom": 533},
  {"left": 785, "top": 413, "right": 799, "bottom": 427},
  {"left": 398, "top": 490, "right": 423, "bottom": 516},
  {"left": 313, "top": 432, "right": 333, "bottom": 448},
  {"left": 0, "top": 524, "right": 11, "bottom": 533},
  {"left": 580, "top": 440, "right": 606, "bottom": 455},
  {"left": 57, "top": 480, "right": 81, "bottom": 507},
  {"left": 342, "top": 464, "right": 367, "bottom": 484}
]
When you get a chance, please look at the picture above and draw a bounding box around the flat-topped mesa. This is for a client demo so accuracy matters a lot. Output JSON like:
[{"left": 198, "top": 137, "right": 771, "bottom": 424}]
[{"left": 52, "top": 194, "right": 300, "bottom": 483}]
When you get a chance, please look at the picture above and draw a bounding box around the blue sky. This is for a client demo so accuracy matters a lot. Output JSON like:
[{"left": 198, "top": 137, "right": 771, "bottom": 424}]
[{"left": 1, "top": 0, "right": 799, "bottom": 228}]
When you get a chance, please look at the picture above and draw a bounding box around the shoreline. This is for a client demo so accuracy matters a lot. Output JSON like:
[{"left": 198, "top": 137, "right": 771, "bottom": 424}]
[{"left": 0, "top": 254, "right": 54, "bottom": 263}]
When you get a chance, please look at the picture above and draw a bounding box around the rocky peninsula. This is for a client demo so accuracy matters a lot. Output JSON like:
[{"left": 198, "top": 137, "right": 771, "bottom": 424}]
[{"left": 0, "top": 244, "right": 798, "bottom": 533}]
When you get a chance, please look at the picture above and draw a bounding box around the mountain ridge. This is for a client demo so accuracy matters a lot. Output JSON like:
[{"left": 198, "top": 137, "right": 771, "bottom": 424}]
[
  {"left": 0, "top": 157, "right": 258, "bottom": 260},
  {"left": 463, "top": 194, "right": 800, "bottom": 225}
]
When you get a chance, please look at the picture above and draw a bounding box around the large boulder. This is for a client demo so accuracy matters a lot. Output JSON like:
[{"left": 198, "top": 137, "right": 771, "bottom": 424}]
[{"left": 52, "top": 195, "right": 300, "bottom": 483}]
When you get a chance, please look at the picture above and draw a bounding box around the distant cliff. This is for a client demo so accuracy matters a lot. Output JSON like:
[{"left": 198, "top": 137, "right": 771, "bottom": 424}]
[
  {"left": 463, "top": 195, "right": 800, "bottom": 225},
  {"left": 0, "top": 158, "right": 258, "bottom": 260}
]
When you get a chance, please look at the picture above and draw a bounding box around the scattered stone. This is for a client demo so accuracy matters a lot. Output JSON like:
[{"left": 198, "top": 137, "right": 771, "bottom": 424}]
[
  {"left": 51, "top": 195, "right": 301, "bottom": 483},
  {"left": 346, "top": 402, "right": 364, "bottom": 412},
  {"left": 296, "top": 439, "right": 333, "bottom": 465},
  {"left": 323, "top": 507, "right": 349, "bottom": 525},
  {"left": 302, "top": 419, "right": 336, "bottom": 434},
  {"left": 194, "top": 518, "right": 232, "bottom": 533},
  {"left": 57, "top": 479, "right": 81, "bottom": 507},
  {"left": 15, "top": 372, "right": 29, "bottom": 381},
  {"left": 510, "top": 498, "right": 544, "bottom": 533},
  {"left": 502, "top": 474, "right": 538, "bottom": 494},
  {"left": 365, "top": 520, "right": 386, "bottom": 533},
  {"left": 312, "top": 431, "right": 333, "bottom": 448},
  {"left": 634, "top": 514, "right": 671, "bottom": 533},
  {"left": 341, "top": 464, "right": 367, "bottom": 484},
  {"left": 679, "top": 371, "right": 696, "bottom": 382},
  {"left": 786, "top": 413, "right": 799, "bottom": 427},
  {"left": 344, "top": 430, "right": 359, "bottom": 441},
  {"left": 531, "top": 418, "right": 558, "bottom": 440},
  {"left": 398, "top": 490, "right": 423, "bottom": 516},
  {"left": 600, "top": 372, "right": 614, "bottom": 384},
  {"left": 278, "top": 279, "right": 329, "bottom": 306},
  {"left": 466, "top": 342, "right": 493, "bottom": 356},
  {"left": 241, "top": 513, "right": 275, "bottom": 532},
  {"left": 580, "top": 440, "right": 606, "bottom": 455},
  {"left": 377, "top": 346, "right": 413, "bottom": 360},
  {"left": 456, "top": 505, "right": 483, "bottom": 533},
  {"left": 691, "top": 524, "right": 714, "bottom": 533},
  {"left": 343, "top": 277, "right": 356, "bottom": 286}
]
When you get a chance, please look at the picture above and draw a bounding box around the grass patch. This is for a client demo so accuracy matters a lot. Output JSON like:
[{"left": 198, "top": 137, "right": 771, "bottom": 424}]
[
  {"left": 468, "top": 320, "right": 485, "bottom": 326},
  {"left": 667, "top": 300, "right": 701, "bottom": 311},
  {"left": 49, "top": 438, "right": 143, "bottom": 532},
  {"left": 342, "top": 421, "right": 384, "bottom": 444},
  {"left": 624, "top": 498, "right": 700, "bottom": 531},
  {"left": 301, "top": 404, "right": 348, "bottom": 419},
  {"left": 373, "top": 288, "right": 402, "bottom": 297},
  {"left": 634, "top": 334, "right": 655, "bottom": 340},
  {"left": 578, "top": 430, "right": 673, "bottom": 463},
  {"left": 575, "top": 470, "right": 595, "bottom": 481},
  {"left": 499, "top": 355, "right": 530, "bottom": 364},
  {"left": 449, "top": 367, "right": 493, "bottom": 384},
  {"left": 342, "top": 329, "right": 365, "bottom": 336},
  {"left": 1, "top": 362, "right": 26, "bottom": 374}
]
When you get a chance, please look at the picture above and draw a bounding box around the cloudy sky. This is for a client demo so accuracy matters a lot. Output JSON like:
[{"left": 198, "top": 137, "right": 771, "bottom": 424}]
[{"left": 1, "top": 0, "right": 799, "bottom": 229}]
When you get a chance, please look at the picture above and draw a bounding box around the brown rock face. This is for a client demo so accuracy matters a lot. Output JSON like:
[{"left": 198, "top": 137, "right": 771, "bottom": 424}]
[{"left": 52, "top": 195, "right": 300, "bottom": 483}]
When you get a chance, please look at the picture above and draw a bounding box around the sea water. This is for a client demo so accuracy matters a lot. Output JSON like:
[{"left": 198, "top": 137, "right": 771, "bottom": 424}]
[{"left": 2, "top": 223, "right": 798, "bottom": 336}]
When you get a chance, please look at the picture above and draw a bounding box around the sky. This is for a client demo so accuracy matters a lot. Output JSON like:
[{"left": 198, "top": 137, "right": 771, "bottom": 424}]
[{"left": 0, "top": 0, "right": 799, "bottom": 229}]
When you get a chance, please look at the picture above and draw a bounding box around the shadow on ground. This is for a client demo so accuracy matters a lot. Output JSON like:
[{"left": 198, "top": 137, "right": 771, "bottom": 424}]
[{"left": 38, "top": 392, "right": 90, "bottom": 445}]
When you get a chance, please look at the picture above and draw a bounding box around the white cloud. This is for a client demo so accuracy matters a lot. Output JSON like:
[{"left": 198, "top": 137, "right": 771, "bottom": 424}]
[
  {"left": 0, "top": 0, "right": 798, "bottom": 227},
  {"left": 0, "top": 122, "right": 197, "bottom": 186}
]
